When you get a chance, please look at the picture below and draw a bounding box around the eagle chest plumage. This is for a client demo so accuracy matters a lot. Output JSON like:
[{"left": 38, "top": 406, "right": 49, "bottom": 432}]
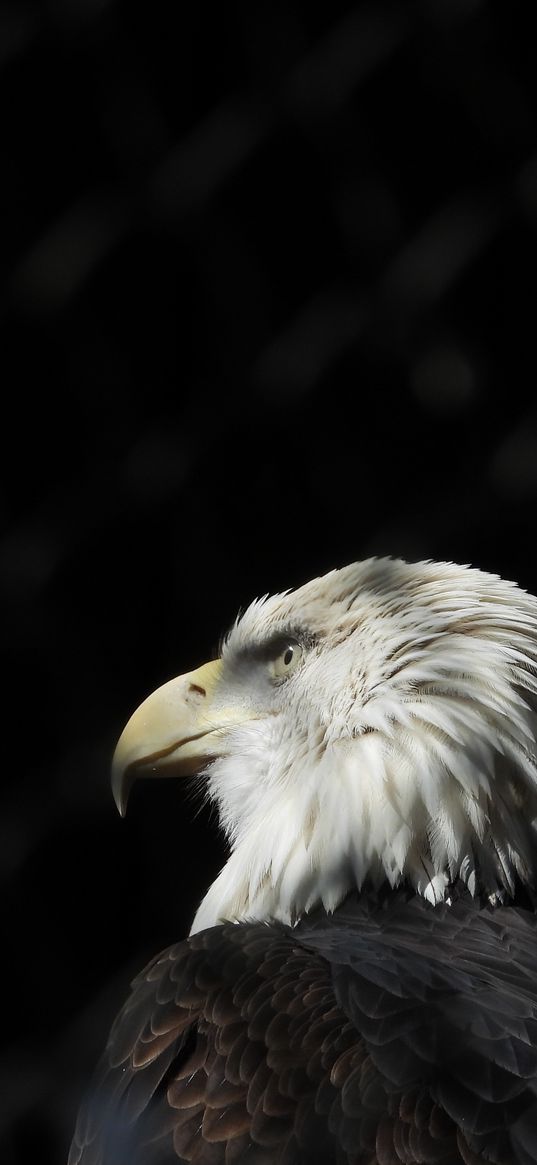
[{"left": 70, "top": 558, "right": 537, "bottom": 1164}]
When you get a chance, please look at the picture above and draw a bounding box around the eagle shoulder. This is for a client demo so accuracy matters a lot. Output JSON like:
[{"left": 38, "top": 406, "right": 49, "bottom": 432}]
[{"left": 68, "top": 890, "right": 537, "bottom": 1164}]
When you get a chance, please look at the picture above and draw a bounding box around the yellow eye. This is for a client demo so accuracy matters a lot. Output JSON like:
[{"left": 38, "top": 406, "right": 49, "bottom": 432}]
[{"left": 268, "top": 640, "right": 303, "bottom": 681}]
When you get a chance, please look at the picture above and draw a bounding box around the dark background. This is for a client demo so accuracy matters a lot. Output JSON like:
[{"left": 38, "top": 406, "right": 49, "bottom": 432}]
[{"left": 1, "top": 1, "right": 536, "bottom": 1161}]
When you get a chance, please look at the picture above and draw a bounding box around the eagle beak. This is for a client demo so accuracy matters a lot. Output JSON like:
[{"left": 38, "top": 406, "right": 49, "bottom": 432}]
[{"left": 111, "top": 659, "right": 225, "bottom": 817}]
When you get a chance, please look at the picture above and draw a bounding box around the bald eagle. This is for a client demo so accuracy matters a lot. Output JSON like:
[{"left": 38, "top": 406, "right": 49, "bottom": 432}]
[{"left": 70, "top": 558, "right": 537, "bottom": 1165}]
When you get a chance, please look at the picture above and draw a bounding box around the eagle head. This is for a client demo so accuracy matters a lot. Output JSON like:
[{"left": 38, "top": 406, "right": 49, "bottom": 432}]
[{"left": 112, "top": 558, "right": 537, "bottom": 933}]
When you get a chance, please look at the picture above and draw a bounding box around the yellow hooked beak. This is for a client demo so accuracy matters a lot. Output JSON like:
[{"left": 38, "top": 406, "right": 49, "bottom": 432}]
[{"left": 111, "top": 659, "right": 232, "bottom": 816}]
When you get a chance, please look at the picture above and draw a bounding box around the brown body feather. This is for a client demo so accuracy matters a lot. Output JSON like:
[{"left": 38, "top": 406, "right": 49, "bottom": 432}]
[{"left": 69, "top": 888, "right": 537, "bottom": 1164}]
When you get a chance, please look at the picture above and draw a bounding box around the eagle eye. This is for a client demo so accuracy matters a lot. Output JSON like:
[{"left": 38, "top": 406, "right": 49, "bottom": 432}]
[{"left": 267, "top": 638, "right": 304, "bottom": 681}]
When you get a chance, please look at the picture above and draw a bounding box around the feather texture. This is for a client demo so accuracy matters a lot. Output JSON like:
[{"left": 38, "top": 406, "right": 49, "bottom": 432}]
[
  {"left": 70, "top": 890, "right": 537, "bottom": 1164},
  {"left": 196, "top": 559, "right": 537, "bottom": 930}
]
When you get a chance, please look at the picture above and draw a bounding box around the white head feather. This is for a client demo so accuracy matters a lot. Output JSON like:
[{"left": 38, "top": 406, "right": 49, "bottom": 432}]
[{"left": 191, "top": 558, "right": 537, "bottom": 934}]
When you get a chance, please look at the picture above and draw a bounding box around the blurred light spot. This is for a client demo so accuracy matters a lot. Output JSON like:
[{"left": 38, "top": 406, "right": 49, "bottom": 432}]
[
  {"left": 382, "top": 197, "right": 498, "bottom": 313},
  {"left": 11, "top": 196, "right": 128, "bottom": 315},
  {"left": 154, "top": 7, "right": 406, "bottom": 218},
  {"left": 491, "top": 425, "right": 537, "bottom": 498},
  {"left": 152, "top": 102, "right": 267, "bottom": 217},
  {"left": 253, "top": 290, "right": 364, "bottom": 395},
  {"left": 410, "top": 345, "right": 476, "bottom": 413},
  {"left": 284, "top": 4, "right": 406, "bottom": 119},
  {"left": 121, "top": 431, "right": 189, "bottom": 500}
]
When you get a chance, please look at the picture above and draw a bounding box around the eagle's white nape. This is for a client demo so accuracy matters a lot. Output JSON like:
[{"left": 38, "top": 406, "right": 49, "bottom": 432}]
[{"left": 191, "top": 557, "right": 537, "bottom": 934}]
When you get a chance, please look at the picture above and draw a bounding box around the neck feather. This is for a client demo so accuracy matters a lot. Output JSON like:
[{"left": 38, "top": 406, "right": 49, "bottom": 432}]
[{"left": 190, "top": 736, "right": 537, "bottom": 935}]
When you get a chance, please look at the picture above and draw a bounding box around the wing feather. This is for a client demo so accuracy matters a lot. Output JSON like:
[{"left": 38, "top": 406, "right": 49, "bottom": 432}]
[{"left": 70, "top": 890, "right": 537, "bottom": 1164}]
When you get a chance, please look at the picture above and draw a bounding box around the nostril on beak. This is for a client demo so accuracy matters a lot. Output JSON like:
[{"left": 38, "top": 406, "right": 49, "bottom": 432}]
[{"left": 189, "top": 683, "right": 206, "bottom": 697}]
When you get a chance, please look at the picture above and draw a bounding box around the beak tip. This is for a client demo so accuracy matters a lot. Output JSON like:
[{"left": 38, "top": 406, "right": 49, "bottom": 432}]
[{"left": 111, "top": 756, "right": 130, "bottom": 818}]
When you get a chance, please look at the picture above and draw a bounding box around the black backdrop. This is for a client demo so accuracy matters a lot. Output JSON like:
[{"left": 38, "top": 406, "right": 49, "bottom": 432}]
[{"left": 2, "top": 1, "right": 536, "bottom": 1161}]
